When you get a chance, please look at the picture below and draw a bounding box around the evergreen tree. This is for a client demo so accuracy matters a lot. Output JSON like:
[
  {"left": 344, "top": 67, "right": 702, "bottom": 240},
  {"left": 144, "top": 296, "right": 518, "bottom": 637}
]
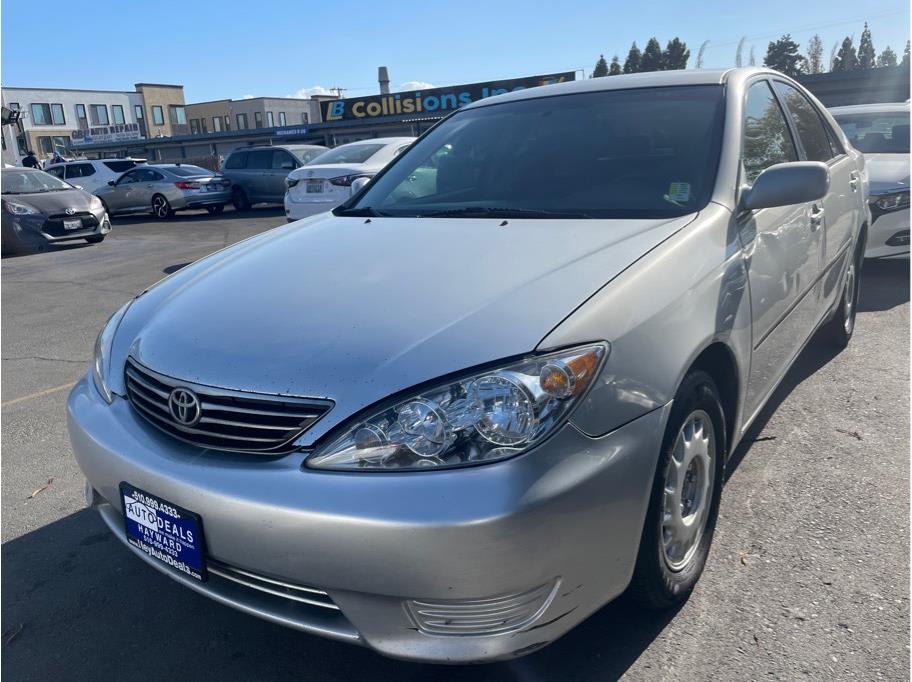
[
  {"left": 877, "top": 46, "right": 898, "bottom": 68},
  {"left": 641, "top": 37, "right": 664, "bottom": 71},
  {"left": 832, "top": 37, "right": 859, "bottom": 71},
  {"left": 592, "top": 54, "right": 609, "bottom": 78},
  {"left": 806, "top": 34, "right": 825, "bottom": 73},
  {"left": 663, "top": 37, "right": 690, "bottom": 70},
  {"left": 902, "top": 41, "right": 910, "bottom": 68},
  {"left": 858, "top": 23, "right": 876, "bottom": 69},
  {"left": 763, "top": 34, "right": 806, "bottom": 77},
  {"left": 623, "top": 42, "right": 642, "bottom": 73},
  {"left": 608, "top": 55, "right": 622, "bottom": 75}
]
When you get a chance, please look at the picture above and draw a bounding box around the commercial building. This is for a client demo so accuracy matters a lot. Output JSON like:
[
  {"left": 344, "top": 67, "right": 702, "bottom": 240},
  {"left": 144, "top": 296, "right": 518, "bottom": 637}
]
[
  {"left": 1, "top": 83, "right": 188, "bottom": 166},
  {"left": 185, "top": 96, "right": 324, "bottom": 136}
]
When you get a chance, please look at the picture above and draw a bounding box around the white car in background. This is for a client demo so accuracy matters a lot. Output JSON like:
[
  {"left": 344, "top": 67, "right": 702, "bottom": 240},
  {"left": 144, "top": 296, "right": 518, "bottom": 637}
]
[
  {"left": 831, "top": 102, "right": 910, "bottom": 259},
  {"left": 283, "top": 137, "right": 414, "bottom": 221},
  {"left": 44, "top": 158, "right": 146, "bottom": 194}
]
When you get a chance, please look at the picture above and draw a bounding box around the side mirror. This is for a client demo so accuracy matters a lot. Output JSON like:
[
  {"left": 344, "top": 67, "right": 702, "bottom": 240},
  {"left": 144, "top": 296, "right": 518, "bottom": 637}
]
[
  {"left": 73, "top": 185, "right": 84, "bottom": 190},
  {"left": 740, "top": 161, "right": 829, "bottom": 211},
  {"left": 107, "top": 180, "right": 116, "bottom": 186},
  {"left": 351, "top": 176, "right": 371, "bottom": 194}
]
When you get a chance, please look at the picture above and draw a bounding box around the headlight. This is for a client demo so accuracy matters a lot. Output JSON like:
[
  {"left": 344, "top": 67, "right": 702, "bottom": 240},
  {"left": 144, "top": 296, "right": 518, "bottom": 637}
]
[
  {"left": 92, "top": 301, "right": 133, "bottom": 404},
  {"left": 4, "top": 201, "right": 39, "bottom": 215},
  {"left": 307, "top": 343, "right": 607, "bottom": 471},
  {"left": 89, "top": 195, "right": 103, "bottom": 209},
  {"left": 871, "top": 191, "right": 910, "bottom": 212}
]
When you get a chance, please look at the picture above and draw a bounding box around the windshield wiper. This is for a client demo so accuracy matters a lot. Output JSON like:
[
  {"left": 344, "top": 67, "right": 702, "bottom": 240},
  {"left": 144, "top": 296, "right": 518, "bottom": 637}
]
[
  {"left": 334, "top": 206, "right": 389, "bottom": 217},
  {"left": 419, "top": 207, "right": 593, "bottom": 219}
]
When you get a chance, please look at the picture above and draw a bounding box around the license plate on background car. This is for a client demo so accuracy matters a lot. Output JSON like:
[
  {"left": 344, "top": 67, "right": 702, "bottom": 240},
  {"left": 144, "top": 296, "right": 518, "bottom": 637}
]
[
  {"left": 63, "top": 218, "right": 81, "bottom": 230},
  {"left": 306, "top": 180, "right": 323, "bottom": 193},
  {"left": 120, "top": 482, "right": 207, "bottom": 581}
]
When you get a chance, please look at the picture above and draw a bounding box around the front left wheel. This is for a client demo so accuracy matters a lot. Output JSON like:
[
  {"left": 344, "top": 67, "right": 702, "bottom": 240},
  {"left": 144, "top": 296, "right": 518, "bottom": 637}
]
[{"left": 628, "top": 369, "right": 726, "bottom": 610}]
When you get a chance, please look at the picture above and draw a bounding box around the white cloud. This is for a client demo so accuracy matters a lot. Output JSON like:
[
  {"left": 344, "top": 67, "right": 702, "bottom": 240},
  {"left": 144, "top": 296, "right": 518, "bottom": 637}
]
[
  {"left": 398, "top": 81, "right": 435, "bottom": 91},
  {"left": 241, "top": 94, "right": 254, "bottom": 99},
  {"left": 287, "top": 85, "right": 335, "bottom": 99}
]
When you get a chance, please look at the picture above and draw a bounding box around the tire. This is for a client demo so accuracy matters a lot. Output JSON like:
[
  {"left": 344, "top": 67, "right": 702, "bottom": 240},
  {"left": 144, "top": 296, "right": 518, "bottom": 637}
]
[
  {"left": 232, "top": 187, "right": 251, "bottom": 211},
  {"left": 85, "top": 234, "right": 105, "bottom": 244},
  {"left": 628, "top": 369, "right": 726, "bottom": 610},
  {"left": 206, "top": 204, "right": 225, "bottom": 215},
  {"left": 151, "top": 195, "right": 173, "bottom": 220},
  {"left": 821, "top": 245, "right": 862, "bottom": 349}
]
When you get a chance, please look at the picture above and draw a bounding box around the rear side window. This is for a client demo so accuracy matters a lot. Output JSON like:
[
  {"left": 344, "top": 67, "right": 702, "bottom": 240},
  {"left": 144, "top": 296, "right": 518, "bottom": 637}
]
[
  {"left": 223, "top": 151, "right": 248, "bottom": 169},
  {"left": 246, "top": 150, "right": 273, "bottom": 170},
  {"left": 136, "top": 168, "right": 165, "bottom": 181},
  {"left": 46, "top": 166, "right": 65, "bottom": 179},
  {"left": 65, "top": 163, "right": 96, "bottom": 179},
  {"left": 168, "top": 165, "right": 213, "bottom": 177},
  {"left": 103, "top": 160, "right": 137, "bottom": 173},
  {"left": 772, "top": 82, "right": 834, "bottom": 163},
  {"left": 743, "top": 81, "right": 798, "bottom": 183}
]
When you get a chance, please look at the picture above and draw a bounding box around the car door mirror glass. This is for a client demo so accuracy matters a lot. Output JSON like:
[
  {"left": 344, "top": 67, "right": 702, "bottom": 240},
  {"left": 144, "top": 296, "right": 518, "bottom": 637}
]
[
  {"left": 741, "top": 162, "right": 829, "bottom": 211},
  {"left": 351, "top": 177, "right": 371, "bottom": 194}
]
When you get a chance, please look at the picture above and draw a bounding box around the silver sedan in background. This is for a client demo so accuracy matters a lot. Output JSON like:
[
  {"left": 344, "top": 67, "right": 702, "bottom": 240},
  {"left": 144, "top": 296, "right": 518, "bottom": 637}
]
[{"left": 94, "top": 164, "right": 231, "bottom": 219}]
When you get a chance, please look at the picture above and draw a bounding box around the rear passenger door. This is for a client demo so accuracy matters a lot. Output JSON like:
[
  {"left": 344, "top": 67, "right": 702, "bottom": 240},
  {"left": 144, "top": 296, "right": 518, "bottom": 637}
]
[
  {"left": 244, "top": 150, "right": 274, "bottom": 202},
  {"left": 134, "top": 168, "right": 167, "bottom": 209},
  {"left": 739, "top": 79, "right": 824, "bottom": 420},
  {"left": 266, "top": 149, "right": 298, "bottom": 201},
  {"left": 772, "top": 80, "right": 858, "bottom": 311}
]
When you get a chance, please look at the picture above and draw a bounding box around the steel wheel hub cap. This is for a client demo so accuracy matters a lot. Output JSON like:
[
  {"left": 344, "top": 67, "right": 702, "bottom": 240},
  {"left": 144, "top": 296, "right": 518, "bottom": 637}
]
[{"left": 662, "top": 409, "right": 715, "bottom": 572}]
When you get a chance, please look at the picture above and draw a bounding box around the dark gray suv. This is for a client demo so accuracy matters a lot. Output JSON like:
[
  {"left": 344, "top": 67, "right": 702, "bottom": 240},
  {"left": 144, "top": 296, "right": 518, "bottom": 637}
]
[{"left": 220, "top": 145, "right": 328, "bottom": 210}]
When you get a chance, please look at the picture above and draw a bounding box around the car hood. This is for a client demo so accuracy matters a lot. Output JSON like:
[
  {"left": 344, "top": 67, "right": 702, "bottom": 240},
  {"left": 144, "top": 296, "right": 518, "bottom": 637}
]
[
  {"left": 865, "top": 153, "right": 910, "bottom": 193},
  {"left": 2, "top": 188, "right": 94, "bottom": 213},
  {"left": 115, "top": 211, "right": 696, "bottom": 443}
]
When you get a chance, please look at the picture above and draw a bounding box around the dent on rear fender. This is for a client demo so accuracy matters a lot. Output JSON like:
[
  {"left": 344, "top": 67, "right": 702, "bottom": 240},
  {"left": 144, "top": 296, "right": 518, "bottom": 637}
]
[{"left": 542, "top": 204, "right": 752, "bottom": 438}]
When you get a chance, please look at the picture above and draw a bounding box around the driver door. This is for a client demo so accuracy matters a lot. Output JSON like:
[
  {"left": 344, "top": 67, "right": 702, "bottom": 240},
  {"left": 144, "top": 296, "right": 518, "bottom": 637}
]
[{"left": 107, "top": 170, "right": 140, "bottom": 211}]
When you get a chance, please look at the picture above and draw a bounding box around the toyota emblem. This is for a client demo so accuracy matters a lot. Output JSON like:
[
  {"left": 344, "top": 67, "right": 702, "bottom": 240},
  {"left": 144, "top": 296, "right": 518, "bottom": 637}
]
[
  {"left": 168, "top": 388, "right": 201, "bottom": 426},
  {"left": 65, "top": 208, "right": 76, "bottom": 215}
]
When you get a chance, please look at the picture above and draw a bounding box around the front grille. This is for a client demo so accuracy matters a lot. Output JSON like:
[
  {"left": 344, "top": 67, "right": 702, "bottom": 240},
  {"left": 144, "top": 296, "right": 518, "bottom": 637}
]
[
  {"left": 124, "top": 357, "right": 332, "bottom": 454},
  {"left": 207, "top": 559, "right": 339, "bottom": 610},
  {"left": 43, "top": 211, "right": 99, "bottom": 237}
]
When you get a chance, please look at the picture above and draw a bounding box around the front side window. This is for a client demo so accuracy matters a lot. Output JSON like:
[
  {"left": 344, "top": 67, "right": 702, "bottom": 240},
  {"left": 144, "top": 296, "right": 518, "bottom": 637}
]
[
  {"left": 742, "top": 81, "right": 798, "bottom": 184},
  {"left": 346, "top": 85, "right": 726, "bottom": 219},
  {"left": 246, "top": 150, "right": 273, "bottom": 169},
  {"left": 152, "top": 106, "right": 165, "bottom": 125},
  {"left": 30, "top": 103, "right": 51, "bottom": 125},
  {"left": 111, "top": 105, "right": 125, "bottom": 125},
  {"left": 833, "top": 111, "right": 911, "bottom": 154},
  {"left": 223, "top": 151, "right": 247, "bottom": 169},
  {"left": 117, "top": 170, "right": 140, "bottom": 184},
  {"left": 90, "top": 104, "right": 109, "bottom": 125},
  {"left": 271, "top": 150, "right": 296, "bottom": 169},
  {"left": 76, "top": 104, "right": 88, "bottom": 129},
  {"left": 772, "top": 82, "right": 833, "bottom": 163}
]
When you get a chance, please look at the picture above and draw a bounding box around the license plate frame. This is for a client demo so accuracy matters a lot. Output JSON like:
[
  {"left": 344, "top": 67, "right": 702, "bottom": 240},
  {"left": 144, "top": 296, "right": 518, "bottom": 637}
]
[
  {"left": 63, "top": 218, "right": 82, "bottom": 230},
  {"left": 306, "top": 180, "right": 323, "bottom": 194},
  {"left": 120, "top": 482, "right": 208, "bottom": 581}
]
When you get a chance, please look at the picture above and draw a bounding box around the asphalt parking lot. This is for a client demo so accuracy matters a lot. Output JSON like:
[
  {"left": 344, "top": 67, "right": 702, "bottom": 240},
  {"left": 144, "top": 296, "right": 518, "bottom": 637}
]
[{"left": 2, "top": 207, "right": 909, "bottom": 680}]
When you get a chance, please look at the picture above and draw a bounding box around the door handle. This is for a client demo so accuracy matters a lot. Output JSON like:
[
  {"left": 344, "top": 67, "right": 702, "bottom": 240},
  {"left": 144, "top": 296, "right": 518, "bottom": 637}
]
[
  {"left": 810, "top": 204, "right": 825, "bottom": 229},
  {"left": 849, "top": 171, "right": 859, "bottom": 191}
]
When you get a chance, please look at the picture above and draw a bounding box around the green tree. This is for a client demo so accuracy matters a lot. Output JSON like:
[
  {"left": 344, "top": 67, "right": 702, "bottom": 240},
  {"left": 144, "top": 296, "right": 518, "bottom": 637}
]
[
  {"left": 608, "top": 55, "right": 622, "bottom": 75},
  {"left": 592, "top": 54, "right": 609, "bottom": 78},
  {"left": 832, "top": 37, "right": 859, "bottom": 71},
  {"left": 623, "top": 42, "right": 642, "bottom": 73},
  {"left": 903, "top": 41, "right": 910, "bottom": 68},
  {"left": 858, "top": 23, "right": 876, "bottom": 69},
  {"left": 806, "top": 34, "right": 825, "bottom": 73},
  {"left": 763, "top": 34, "right": 806, "bottom": 77},
  {"left": 877, "top": 46, "right": 898, "bottom": 68},
  {"left": 663, "top": 37, "right": 690, "bottom": 70},
  {"left": 641, "top": 37, "right": 664, "bottom": 71}
]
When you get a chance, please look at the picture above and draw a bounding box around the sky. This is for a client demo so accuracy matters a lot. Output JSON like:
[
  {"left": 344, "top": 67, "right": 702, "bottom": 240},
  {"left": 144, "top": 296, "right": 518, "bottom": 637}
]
[{"left": 2, "top": 0, "right": 909, "bottom": 103}]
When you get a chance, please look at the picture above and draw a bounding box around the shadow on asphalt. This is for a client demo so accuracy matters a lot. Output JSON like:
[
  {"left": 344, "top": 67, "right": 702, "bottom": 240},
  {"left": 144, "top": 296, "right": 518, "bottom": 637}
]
[
  {"left": 857, "top": 257, "right": 909, "bottom": 313},
  {"left": 109, "top": 205, "right": 285, "bottom": 227}
]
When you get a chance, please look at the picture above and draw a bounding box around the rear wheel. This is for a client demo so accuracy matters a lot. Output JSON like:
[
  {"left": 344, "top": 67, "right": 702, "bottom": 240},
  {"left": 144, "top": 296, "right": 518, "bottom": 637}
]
[
  {"left": 232, "top": 187, "right": 251, "bottom": 211},
  {"left": 822, "top": 247, "right": 861, "bottom": 349},
  {"left": 151, "top": 194, "right": 173, "bottom": 220},
  {"left": 628, "top": 370, "right": 726, "bottom": 610},
  {"left": 206, "top": 204, "right": 225, "bottom": 215}
]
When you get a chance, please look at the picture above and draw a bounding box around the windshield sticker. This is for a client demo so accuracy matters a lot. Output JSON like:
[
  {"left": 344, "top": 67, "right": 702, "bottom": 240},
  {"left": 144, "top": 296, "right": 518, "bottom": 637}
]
[{"left": 665, "top": 182, "right": 691, "bottom": 204}]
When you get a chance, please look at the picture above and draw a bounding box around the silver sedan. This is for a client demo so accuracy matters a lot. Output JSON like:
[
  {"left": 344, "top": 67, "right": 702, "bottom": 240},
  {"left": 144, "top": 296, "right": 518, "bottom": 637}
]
[
  {"left": 94, "top": 164, "right": 231, "bottom": 219},
  {"left": 68, "top": 68, "right": 867, "bottom": 663}
]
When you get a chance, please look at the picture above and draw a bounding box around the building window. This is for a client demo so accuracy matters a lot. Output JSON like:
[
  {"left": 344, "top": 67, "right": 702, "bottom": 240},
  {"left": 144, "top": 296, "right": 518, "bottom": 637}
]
[
  {"left": 200, "top": 117, "right": 208, "bottom": 133},
  {"left": 169, "top": 105, "right": 187, "bottom": 125},
  {"left": 75, "top": 104, "right": 88, "bottom": 129},
  {"left": 266, "top": 111, "right": 274, "bottom": 127},
  {"left": 152, "top": 106, "right": 164, "bottom": 125},
  {"left": 254, "top": 111, "right": 263, "bottom": 128},
  {"left": 134, "top": 105, "right": 144, "bottom": 121},
  {"left": 37, "top": 136, "right": 54, "bottom": 153},
  {"left": 112, "top": 105, "right": 125, "bottom": 125},
  {"left": 278, "top": 111, "right": 286, "bottom": 126},
  {"left": 224, "top": 115, "right": 230, "bottom": 131},
  {"left": 190, "top": 119, "right": 200, "bottom": 134},
  {"left": 90, "top": 104, "right": 109, "bottom": 125},
  {"left": 51, "top": 103, "right": 66, "bottom": 125},
  {"left": 30, "top": 103, "right": 51, "bottom": 125},
  {"left": 51, "top": 136, "right": 72, "bottom": 155},
  {"left": 212, "top": 116, "right": 223, "bottom": 132},
  {"left": 9, "top": 102, "right": 19, "bottom": 111},
  {"left": 301, "top": 112, "right": 309, "bottom": 124},
  {"left": 236, "top": 113, "right": 248, "bottom": 130}
]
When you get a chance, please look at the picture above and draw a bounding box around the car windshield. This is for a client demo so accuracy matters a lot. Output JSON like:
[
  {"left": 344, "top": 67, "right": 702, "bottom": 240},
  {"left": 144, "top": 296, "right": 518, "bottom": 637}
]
[
  {"left": 2, "top": 169, "right": 73, "bottom": 194},
  {"left": 310, "top": 143, "right": 385, "bottom": 165},
  {"left": 340, "top": 85, "right": 725, "bottom": 219},
  {"left": 833, "top": 112, "right": 910, "bottom": 154},
  {"left": 165, "top": 165, "right": 213, "bottom": 177}
]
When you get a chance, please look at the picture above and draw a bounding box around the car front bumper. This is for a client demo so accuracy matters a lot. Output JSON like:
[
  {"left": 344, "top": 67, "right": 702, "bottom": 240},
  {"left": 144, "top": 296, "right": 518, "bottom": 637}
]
[
  {"left": 866, "top": 207, "right": 910, "bottom": 259},
  {"left": 67, "top": 373, "right": 667, "bottom": 663},
  {"left": 6, "top": 207, "right": 110, "bottom": 245}
]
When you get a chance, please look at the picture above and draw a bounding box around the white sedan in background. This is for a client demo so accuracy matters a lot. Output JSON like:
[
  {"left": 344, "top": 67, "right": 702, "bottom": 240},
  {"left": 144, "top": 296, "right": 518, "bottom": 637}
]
[
  {"left": 283, "top": 137, "right": 414, "bottom": 221},
  {"left": 831, "top": 102, "right": 910, "bottom": 259}
]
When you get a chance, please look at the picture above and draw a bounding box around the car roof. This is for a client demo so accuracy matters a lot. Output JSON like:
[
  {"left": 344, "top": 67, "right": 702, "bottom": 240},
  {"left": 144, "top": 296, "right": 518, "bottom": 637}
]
[
  {"left": 829, "top": 102, "right": 910, "bottom": 116},
  {"left": 230, "top": 144, "right": 325, "bottom": 152},
  {"left": 334, "top": 137, "right": 415, "bottom": 148}
]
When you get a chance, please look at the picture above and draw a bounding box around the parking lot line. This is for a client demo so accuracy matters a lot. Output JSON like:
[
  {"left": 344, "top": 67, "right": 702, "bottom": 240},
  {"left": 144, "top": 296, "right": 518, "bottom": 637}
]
[{"left": 2, "top": 381, "right": 76, "bottom": 408}]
